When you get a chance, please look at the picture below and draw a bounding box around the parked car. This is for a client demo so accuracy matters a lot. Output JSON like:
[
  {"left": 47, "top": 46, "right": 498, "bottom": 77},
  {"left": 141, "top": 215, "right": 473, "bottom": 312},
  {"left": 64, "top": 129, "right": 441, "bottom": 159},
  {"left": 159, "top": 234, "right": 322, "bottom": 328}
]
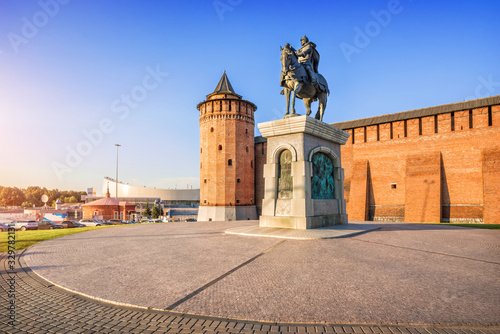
[
  {"left": 37, "top": 221, "right": 64, "bottom": 230},
  {"left": 103, "top": 221, "right": 116, "bottom": 225},
  {"left": 109, "top": 219, "right": 124, "bottom": 224},
  {"left": 185, "top": 218, "right": 197, "bottom": 222},
  {"left": 0, "top": 223, "right": 10, "bottom": 232},
  {"left": 79, "top": 219, "right": 103, "bottom": 227},
  {"left": 9, "top": 220, "right": 38, "bottom": 231},
  {"left": 61, "top": 220, "right": 85, "bottom": 228}
]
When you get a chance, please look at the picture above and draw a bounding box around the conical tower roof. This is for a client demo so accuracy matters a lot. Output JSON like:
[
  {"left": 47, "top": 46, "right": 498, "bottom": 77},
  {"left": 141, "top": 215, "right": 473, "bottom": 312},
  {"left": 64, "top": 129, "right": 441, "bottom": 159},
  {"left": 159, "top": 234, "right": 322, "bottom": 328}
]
[{"left": 207, "top": 71, "right": 242, "bottom": 99}]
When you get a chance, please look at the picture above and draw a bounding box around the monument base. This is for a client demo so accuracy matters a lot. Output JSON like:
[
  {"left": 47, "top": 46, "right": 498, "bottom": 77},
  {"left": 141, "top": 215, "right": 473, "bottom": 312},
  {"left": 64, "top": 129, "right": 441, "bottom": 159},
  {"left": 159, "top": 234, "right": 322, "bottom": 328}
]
[
  {"left": 197, "top": 206, "right": 257, "bottom": 222},
  {"left": 258, "top": 115, "right": 350, "bottom": 230},
  {"left": 260, "top": 214, "right": 348, "bottom": 229}
]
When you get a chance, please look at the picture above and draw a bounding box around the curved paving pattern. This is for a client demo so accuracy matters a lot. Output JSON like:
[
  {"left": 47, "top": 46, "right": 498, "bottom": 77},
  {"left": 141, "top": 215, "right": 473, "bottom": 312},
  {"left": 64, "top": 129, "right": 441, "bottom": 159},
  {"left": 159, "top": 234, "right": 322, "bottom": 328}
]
[
  {"left": 1, "top": 253, "right": 499, "bottom": 334},
  {"left": 1, "top": 221, "right": 500, "bottom": 333}
]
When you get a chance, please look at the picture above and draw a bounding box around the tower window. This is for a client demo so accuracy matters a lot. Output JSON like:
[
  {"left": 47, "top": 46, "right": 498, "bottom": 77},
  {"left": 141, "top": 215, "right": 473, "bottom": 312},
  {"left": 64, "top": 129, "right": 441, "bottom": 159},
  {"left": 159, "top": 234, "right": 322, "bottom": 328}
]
[
  {"left": 200, "top": 162, "right": 202, "bottom": 169},
  {"left": 204, "top": 179, "right": 207, "bottom": 183},
  {"left": 246, "top": 146, "right": 249, "bottom": 153},
  {"left": 451, "top": 112, "right": 455, "bottom": 131},
  {"left": 228, "top": 159, "right": 232, "bottom": 166},
  {"left": 434, "top": 115, "right": 438, "bottom": 133},
  {"left": 364, "top": 126, "right": 367, "bottom": 142},
  {"left": 220, "top": 100, "right": 222, "bottom": 111},
  {"left": 237, "top": 178, "right": 240, "bottom": 183},
  {"left": 469, "top": 109, "right": 473, "bottom": 129},
  {"left": 210, "top": 127, "right": 214, "bottom": 132},
  {"left": 228, "top": 101, "right": 231, "bottom": 111},
  {"left": 488, "top": 106, "right": 492, "bottom": 126},
  {"left": 376, "top": 124, "right": 380, "bottom": 141},
  {"left": 404, "top": 120, "right": 407, "bottom": 137},
  {"left": 236, "top": 200, "right": 240, "bottom": 204},
  {"left": 390, "top": 123, "right": 393, "bottom": 139},
  {"left": 418, "top": 118, "right": 422, "bottom": 135},
  {"left": 219, "top": 145, "right": 222, "bottom": 150},
  {"left": 200, "top": 148, "right": 202, "bottom": 153}
]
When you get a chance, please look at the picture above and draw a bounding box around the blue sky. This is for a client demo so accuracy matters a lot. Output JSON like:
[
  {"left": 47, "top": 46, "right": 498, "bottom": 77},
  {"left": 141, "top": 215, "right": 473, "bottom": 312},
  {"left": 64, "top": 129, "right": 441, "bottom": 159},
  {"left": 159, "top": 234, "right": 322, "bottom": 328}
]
[{"left": 0, "top": 0, "right": 499, "bottom": 193}]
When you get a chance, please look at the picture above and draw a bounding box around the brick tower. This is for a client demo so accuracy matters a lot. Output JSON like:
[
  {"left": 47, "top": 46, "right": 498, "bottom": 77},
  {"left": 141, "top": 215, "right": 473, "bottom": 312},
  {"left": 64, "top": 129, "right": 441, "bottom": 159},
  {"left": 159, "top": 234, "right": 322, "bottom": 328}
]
[{"left": 197, "top": 72, "right": 258, "bottom": 221}]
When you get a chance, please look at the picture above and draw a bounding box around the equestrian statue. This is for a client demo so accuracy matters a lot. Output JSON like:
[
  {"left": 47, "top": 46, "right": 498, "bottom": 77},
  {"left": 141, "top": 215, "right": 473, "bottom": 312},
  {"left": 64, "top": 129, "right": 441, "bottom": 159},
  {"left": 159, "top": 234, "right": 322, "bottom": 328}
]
[{"left": 280, "top": 35, "right": 329, "bottom": 121}]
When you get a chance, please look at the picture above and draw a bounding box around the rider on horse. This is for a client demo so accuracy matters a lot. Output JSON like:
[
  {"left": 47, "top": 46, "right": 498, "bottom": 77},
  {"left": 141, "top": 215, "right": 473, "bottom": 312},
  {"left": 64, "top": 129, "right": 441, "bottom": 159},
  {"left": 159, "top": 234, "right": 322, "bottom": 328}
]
[{"left": 296, "top": 35, "right": 320, "bottom": 84}]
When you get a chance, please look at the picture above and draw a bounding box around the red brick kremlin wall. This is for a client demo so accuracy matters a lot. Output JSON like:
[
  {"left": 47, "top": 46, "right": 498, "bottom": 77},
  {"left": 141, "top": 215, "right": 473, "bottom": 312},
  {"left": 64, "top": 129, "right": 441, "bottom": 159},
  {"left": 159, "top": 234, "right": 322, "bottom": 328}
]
[
  {"left": 331, "top": 96, "right": 500, "bottom": 224},
  {"left": 254, "top": 96, "right": 499, "bottom": 223}
]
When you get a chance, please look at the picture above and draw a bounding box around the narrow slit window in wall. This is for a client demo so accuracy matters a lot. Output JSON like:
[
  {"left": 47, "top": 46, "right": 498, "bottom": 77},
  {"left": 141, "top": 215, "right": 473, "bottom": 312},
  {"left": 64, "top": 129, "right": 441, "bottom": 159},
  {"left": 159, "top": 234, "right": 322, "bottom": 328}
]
[{"left": 469, "top": 109, "right": 473, "bottom": 128}]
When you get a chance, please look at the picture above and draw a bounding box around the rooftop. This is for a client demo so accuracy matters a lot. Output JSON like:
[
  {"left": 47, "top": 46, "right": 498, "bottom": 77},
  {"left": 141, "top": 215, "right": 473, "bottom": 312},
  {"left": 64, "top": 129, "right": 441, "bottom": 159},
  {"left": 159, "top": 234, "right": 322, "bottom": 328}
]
[{"left": 206, "top": 71, "right": 242, "bottom": 99}]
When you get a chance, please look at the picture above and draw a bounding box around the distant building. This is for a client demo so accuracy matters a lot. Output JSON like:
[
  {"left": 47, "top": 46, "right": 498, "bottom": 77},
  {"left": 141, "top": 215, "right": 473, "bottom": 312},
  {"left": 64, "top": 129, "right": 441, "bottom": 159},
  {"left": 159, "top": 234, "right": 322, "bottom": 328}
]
[
  {"left": 100, "top": 177, "right": 199, "bottom": 207},
  {"left": 82, "top": 187, "right": 136, "bottom": 220}
]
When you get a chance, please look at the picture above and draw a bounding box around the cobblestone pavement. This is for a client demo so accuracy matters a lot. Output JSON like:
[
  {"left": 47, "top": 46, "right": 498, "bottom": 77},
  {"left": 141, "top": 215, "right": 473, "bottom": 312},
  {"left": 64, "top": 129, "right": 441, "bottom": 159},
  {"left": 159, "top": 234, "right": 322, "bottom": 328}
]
[
  {"left": 2, "top": 221, "right": 500, "bottom": 333},
  {"left": 21, "top": 222, "right": 500, "bottom": 325},
  {"left": 2, "top": 252, "right": 499, "bottom": 334}
]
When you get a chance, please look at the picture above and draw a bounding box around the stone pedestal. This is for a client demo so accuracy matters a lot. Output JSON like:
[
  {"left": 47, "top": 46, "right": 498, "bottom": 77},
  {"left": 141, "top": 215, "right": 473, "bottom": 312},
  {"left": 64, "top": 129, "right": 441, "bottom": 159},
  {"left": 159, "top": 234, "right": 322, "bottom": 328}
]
[{"left": 258, "top": 115, "right": 349, "bottom": 229}]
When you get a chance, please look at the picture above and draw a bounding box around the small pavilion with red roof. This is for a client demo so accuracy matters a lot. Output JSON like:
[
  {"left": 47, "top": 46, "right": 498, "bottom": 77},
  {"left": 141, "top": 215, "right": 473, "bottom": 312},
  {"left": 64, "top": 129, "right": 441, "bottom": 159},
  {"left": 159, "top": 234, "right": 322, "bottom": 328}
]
[{"left": 82, "top": 186, "right": 136, "bottom": 220}]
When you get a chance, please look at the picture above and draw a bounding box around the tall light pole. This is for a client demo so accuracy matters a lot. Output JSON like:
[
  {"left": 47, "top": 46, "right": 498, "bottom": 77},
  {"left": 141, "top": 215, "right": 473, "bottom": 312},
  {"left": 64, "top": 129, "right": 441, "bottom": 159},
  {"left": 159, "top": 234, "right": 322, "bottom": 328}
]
[{"left": 115, "top": 144, "right": 121, "bottom": 199}]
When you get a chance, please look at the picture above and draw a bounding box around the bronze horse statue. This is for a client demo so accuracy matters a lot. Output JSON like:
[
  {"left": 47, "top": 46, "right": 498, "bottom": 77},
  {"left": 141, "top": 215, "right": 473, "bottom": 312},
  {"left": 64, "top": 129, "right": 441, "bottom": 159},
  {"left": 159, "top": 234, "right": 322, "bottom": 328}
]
[{"left": 280, "top": 43, "right": 329, "bottom": 121}]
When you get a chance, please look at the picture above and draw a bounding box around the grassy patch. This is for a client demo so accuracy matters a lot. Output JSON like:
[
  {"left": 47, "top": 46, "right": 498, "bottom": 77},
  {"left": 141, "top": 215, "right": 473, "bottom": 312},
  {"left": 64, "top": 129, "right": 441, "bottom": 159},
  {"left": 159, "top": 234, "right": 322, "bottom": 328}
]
[
  {"left": 425, "top": 223, "right": 500, "bottom": 230},
  {"left": 0, "top": 226, "right": 117, "bottom": 252}
]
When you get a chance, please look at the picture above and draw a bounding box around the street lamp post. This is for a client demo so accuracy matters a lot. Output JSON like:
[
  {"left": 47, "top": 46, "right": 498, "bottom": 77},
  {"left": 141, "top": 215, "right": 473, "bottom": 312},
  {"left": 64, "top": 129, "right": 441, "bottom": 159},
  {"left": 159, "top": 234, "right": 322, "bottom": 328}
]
[{"left": 115, "top": 144, "right": 121, "bottom": 199}]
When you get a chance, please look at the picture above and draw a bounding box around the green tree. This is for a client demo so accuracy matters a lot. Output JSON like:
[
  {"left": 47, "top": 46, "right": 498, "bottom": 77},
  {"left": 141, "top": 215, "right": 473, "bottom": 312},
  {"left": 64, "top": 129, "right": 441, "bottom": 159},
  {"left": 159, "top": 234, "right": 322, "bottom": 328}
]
[
  {"left": 66, "top": 196, "right": 78, "bottom": 203},
  {"left": 151, "top": 205, "right": 160, "bottom": 219},
  {"left": 21, "top": 201, "right": 33, "bottom": 208},
  {"left": 47, "top": 189, "right": 62, "bottom": 205},
  {"left": 22, "top": 186, "right": 46, "bottom": 207},
  {"left": 143, "top": 202, "right": 152, "bottom": 217},
  {"left": 0, "top": 187, "right": 26, "bottom": 206}
]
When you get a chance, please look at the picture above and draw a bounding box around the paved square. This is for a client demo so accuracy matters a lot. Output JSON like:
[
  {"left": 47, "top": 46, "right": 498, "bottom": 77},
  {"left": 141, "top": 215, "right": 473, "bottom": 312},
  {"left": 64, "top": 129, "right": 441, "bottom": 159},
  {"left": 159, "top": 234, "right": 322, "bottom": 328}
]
[{"left": 23, "top": 221, "right": 500, "bottom": 326}]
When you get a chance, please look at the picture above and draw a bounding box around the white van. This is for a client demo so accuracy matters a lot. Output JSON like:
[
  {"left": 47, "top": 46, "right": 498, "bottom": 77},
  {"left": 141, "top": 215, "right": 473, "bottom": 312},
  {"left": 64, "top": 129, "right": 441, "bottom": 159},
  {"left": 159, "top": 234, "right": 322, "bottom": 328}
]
[{"left": 79, "top": 219, "right": 103, "bottom": 227}]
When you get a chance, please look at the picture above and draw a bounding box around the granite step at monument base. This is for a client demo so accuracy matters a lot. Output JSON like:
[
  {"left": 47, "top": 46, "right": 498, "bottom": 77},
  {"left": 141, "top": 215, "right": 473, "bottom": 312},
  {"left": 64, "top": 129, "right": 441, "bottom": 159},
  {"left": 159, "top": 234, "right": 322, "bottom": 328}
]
[{"left": 225, "top": 221, "right": 379, "bottom": 239}]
